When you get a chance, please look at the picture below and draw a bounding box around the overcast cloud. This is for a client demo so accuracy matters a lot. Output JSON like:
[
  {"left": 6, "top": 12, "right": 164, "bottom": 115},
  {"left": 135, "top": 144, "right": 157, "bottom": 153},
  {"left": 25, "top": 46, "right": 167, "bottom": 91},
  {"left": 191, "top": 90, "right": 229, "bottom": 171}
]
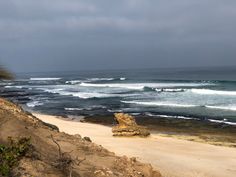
[{"left": 0, "top": 0, "right": 236, "bottom": 72}]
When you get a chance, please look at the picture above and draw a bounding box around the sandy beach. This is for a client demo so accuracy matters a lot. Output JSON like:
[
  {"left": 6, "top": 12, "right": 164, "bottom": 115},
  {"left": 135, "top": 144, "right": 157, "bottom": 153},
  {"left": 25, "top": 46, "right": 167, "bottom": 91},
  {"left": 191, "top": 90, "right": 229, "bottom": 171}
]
[{"left": 33, "top": 113, "right": 236, "bottom": 177}]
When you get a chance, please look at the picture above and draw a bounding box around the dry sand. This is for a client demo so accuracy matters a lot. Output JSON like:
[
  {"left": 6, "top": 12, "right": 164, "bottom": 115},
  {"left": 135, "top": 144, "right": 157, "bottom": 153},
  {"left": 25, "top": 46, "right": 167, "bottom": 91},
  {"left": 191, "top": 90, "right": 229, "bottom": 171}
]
[{"left": 34, "top": 113, "right": 236, "bottom": 177}]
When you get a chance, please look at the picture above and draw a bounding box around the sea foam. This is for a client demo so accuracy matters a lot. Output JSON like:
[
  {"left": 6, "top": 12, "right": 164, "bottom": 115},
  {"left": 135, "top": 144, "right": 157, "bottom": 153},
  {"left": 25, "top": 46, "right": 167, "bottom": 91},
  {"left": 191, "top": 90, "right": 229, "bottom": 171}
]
[
  {"left": 65, "top": 77, "right": 125, "bottom": 85},
  {"left": 65, "top": 80, "right": 83, "bottom": 84},
  {"left": 145, "top": 113, "right": 198, "bottom": 120},
  {"left": 208, "top": 119, "right": 236, "bottom": 125},
  {"left": 65, "top": 108, "right": 87, "bottom": 111},
  {"left": 205, "top": 105, "right": 236, "bottom": 111},
  {"left": 191, "top": 89, "right": 236, "bottom": 96},
  {"left": 155, "top": 88, "right": 186, "bottom": 92},
  {"left": 122, "top": 101, "right": 198, "bottom": 108},
  {"left": 30, "top": 78, "right": 61, "bottom": 81},
  {"left": 80, "top": 82, "right": 212, "bottom": 90},
  {"left": 4, "top": 85, "right": 25, "bottom": 89},
  {"left": 41, "top": 87, "right": 118, "bottom": 99},
  {"left": 26, "top": 101, "right": 44, "bottom": 108},
  {"left": 87, "top": 78, "right": 115, "bottom": 81}
]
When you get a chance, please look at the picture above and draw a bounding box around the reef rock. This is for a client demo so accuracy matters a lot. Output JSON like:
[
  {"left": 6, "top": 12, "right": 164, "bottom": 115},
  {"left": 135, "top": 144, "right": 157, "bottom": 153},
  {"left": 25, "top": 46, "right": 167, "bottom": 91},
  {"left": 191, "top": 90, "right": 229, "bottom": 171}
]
[{"left": 112, "top": 113, "right": 150, "bottom": 137}]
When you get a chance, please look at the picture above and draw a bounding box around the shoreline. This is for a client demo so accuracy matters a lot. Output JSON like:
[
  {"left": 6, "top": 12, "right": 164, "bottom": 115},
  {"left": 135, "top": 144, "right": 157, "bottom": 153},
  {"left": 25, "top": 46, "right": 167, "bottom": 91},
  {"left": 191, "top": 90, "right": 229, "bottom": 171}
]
[
  {"left": 83, "top": 114, "right": 236, "bottom": 147},
  {"left": 33, "top": 113, "right": 236, "bottom": 177}
]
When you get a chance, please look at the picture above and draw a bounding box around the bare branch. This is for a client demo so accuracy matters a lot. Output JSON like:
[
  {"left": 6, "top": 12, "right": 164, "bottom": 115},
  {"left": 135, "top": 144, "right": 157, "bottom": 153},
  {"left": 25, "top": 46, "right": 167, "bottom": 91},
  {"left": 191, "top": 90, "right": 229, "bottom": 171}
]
[{"left": 50, "top": 134, "right": 62, "bottom": 158}]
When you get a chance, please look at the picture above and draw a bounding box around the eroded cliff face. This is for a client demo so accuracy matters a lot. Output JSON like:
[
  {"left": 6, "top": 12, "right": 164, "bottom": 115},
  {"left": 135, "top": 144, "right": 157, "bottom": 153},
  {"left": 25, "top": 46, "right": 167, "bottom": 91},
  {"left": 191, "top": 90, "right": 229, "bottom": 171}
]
[{"left": 0, "top": 98, "right": 161, "bottom": 177}]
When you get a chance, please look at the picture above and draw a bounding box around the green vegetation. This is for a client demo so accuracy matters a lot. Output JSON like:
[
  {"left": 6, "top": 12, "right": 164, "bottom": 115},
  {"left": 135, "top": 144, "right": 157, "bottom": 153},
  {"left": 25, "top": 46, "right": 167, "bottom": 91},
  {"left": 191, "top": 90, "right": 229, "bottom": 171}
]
[{"left": 0, "top": 137, "right": 31, "bottom": 176}]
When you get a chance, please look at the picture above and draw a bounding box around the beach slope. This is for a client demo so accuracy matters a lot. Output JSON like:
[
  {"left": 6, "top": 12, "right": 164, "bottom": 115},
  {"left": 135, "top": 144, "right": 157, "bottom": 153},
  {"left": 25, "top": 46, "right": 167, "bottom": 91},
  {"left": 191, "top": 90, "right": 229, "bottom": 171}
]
[
  {"left": 0, "top": 98, "right": 161, "bottom": 177},
  {"left": 35, "top": 113, "right": 236, "bottom": 177}
]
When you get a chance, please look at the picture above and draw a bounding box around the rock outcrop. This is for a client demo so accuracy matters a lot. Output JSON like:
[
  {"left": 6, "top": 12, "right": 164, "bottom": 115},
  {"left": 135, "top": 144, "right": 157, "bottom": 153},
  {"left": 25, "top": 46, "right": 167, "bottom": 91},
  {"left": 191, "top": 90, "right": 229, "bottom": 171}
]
[{"left": 112, "top": 113, "right": 150, "bottom": 137}]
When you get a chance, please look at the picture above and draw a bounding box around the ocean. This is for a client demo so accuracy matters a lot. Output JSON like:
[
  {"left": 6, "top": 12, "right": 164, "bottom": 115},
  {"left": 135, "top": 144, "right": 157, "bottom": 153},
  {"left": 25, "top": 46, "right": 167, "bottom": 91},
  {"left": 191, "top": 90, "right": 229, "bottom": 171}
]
[{"left": 1, "top": 67, "right": 236, "bottom": 125}]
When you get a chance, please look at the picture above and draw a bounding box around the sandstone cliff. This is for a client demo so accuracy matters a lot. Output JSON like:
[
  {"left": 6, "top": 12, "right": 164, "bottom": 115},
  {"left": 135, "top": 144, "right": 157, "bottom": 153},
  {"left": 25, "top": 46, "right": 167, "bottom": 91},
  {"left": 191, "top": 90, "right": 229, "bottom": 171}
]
[{"left": 112, "top": 113, "right": 150, "bottom": 137}]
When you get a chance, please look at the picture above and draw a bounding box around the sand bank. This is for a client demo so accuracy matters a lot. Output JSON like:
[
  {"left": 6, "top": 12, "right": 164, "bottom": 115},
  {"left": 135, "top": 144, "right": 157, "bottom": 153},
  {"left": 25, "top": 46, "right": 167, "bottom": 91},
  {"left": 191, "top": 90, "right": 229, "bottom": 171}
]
[{"left": 34, "top": 113, "right": 236, "bottom": 177}]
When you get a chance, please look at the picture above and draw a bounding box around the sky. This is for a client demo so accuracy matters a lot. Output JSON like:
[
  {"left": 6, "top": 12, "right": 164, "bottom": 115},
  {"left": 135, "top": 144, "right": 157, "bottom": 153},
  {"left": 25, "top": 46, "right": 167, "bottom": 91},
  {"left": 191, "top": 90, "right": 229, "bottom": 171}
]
[{"left": 0, "top": 0, "right": 236, "bottom": 73}]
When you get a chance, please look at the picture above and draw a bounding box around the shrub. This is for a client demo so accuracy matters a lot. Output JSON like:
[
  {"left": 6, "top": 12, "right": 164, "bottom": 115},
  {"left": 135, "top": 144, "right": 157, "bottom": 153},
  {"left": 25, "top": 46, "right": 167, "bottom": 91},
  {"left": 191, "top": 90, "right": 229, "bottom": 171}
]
[
  {"left": 0, "top": 68, "right": 13, "bottom": 80},
  {"left": 0, "top": 137, "right": 31, "bottom": 176}
]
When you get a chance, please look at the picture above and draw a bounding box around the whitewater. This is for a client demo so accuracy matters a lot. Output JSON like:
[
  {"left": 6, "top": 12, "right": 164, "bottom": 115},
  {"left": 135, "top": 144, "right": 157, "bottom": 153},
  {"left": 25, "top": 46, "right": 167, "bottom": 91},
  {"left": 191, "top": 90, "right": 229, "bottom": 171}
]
[{"left": 1, "top": 68, "right": 236, "bottom": 125}]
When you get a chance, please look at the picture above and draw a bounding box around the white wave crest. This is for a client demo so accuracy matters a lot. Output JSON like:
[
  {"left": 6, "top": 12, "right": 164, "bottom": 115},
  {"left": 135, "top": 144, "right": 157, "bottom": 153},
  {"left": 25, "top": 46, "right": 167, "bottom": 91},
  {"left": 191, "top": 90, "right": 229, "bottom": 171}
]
[
  {"left": 107, "top": 109, "right": 123, "bottom": 113},
  {"left": 41, "top": 88, "right": 64, "bottom": 94},
  {"left": 65, "top": 77, "right": 121, "bottom": 84},
  {"left": 69, "top": 92, "right": 115, "bottom": 99},
  {"left": 26, "top": 101, "right": 44, "bottom": 108},
  {"left": 80, "top": 82, "right": 211, "bottom": 90},
  {"left": 0, "top": 82, "right": 12, "bottom": 86},
  {"left": 87, "top": 78, "right": 114, "bottom": 81},
  {"left": 41, "top": 88, "right": 117, "bottom": 99},
  {"left": 122, "top": 101, "right": 197, "bottom": 108},
  {"left": 80, "top": 83, "right": 143, "bottom": 89},
  {"left": 64, "top": 108, "right": 85, "bottom": 111},
  {"left": 5, "top": 85, "right": 24, "bottom": 89},
  {"left": 30, "top": 78, "right": 61, "bottom": 81},
  {"left": 145, "top": 113, "right": 198, "bottom": 120},
  {"left": 155, "top": 88, "right": 186, "bottom": 92},
  {"left": 208, "top": 119, "right": 236, "bottom": 125},
  {"left": 191, "top": 89, "right": 236, "bottom": 96},
  {"left": 65, "top": 80, "right": 82, "bottom": 84},
  {"left": 205, "top": 105, "right": 236, "bottom": 111}
]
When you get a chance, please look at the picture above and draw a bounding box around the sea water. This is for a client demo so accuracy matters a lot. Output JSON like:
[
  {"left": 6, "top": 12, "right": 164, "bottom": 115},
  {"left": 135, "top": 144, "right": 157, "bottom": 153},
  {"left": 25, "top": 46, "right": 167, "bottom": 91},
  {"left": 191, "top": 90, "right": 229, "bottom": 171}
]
[{"left": 2, "top": 67, "right": 236, "bottom": 125}]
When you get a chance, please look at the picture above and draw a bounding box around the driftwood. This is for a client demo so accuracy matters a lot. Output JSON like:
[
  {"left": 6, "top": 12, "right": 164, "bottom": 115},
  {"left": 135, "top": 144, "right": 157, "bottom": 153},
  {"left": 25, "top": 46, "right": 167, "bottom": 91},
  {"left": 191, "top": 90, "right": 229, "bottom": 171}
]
[{"left": 50, "top": 135, "right": 86, "bottom": 177}]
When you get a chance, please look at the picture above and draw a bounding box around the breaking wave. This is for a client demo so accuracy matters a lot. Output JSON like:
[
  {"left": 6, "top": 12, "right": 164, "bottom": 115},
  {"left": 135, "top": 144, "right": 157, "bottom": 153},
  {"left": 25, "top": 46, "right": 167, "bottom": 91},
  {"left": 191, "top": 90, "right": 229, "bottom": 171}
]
[
  {"left": 155, "top": 88, "right": 186, "bottom": 92},
  {"left": 144, "top": 113, "right": 198, "bottom": 120},
  {"left": 65, "top": 80, "right": 83, "bottom": 84},
  {"left": 191, "top": 89, "right": 236, "bottom": 96},
  {"left": 121, "top": 101, "right": 198, "bottom": 108},
  {"left": 145, "top": 113, "right": 236, "bottom": 125},
  {"left": 30, "top": 78, "right": 61, "bottom": 81},
  {"left": 208, "top": 119, "right": 236, "bottom": 125},
  {"left": 80, "top": 82, "right": 212, "bottom": 90},
  {"left": 26, "top": 101, "right": 44, "bottom": 108},
  {"left": 5, "top": 85, "right": 25, "bottom": 89},
  {"left": 87, "top": 78, "right": 115, "bottom": 81},
  {"left": 205, "top": 105, "right": 236, "bottom": 111},
  {"left": 40, "top": 88, "right": 119, "bottom": 99},
  {"left": 65, "top": 77, "right": 126, "bottom": 85},
  {"left": 65, "top": 108, "right": 88, "bottom": 111}
]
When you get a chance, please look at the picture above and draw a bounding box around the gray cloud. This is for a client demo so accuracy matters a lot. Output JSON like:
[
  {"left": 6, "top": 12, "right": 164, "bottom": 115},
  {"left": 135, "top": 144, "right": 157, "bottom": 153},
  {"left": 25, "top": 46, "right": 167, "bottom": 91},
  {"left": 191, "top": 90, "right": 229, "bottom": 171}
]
[{"left": 0, "top": 0, "right": 236, "bottom": 72}]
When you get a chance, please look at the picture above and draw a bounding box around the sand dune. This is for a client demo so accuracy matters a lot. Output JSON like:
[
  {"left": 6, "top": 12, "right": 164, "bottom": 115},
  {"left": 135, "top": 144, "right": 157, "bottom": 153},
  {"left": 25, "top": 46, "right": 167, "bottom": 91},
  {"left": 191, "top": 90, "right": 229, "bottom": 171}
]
[{"left": 34, "top": 113, "right": 236, "bottom": 177}]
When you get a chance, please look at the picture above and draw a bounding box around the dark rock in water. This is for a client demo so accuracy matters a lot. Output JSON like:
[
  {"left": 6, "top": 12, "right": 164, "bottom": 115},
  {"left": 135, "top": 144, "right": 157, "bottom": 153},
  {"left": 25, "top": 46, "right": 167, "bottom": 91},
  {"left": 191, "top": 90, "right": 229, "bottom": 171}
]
[
  {"left": 83, "top": 136, "right": 92, "bottom": 142},
  {"left": 112, "top": 113, "right": 150, "bottom": 137}
]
